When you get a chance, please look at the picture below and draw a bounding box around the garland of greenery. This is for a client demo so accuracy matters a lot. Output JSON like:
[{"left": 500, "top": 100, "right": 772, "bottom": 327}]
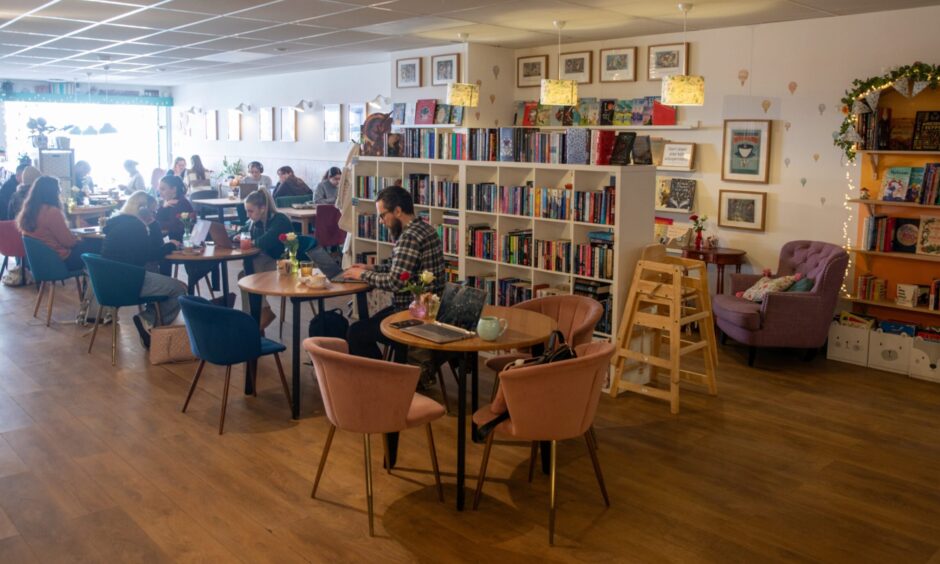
[{"left": 834, "top": 62, "right": 940, "bottom": 161}]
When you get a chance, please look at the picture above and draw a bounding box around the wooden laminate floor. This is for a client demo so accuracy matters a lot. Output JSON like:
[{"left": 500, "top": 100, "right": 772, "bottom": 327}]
[{"left": 1, "top": 278, "right": 939, "bottom": 563}]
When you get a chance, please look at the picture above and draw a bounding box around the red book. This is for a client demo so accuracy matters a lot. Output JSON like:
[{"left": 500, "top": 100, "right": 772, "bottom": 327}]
[
  {"left": 415, "top": 99, "right": 436, "bottom": 125},
  {"left": 652, "top": 101, "right": 677, "bottom": 126},
  {"left": 522, "top": 102, "right": 538, "bottom": 126},
  {"left": 591, "top": 131, "right": 616, "bottom": 165}
]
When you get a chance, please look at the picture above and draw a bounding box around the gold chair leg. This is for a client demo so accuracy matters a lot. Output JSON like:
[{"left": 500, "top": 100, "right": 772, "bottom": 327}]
[
  {"left": 527, "top": 441, "right": 539, "bottom": 483},
  {"left": 46, "top": 282, "right": 56, "bottom": 326},
  {"left": 426, "top": 423, "right": 444, "bottom": 502},
  {"left": 549, "top": 439, "right": 557, "bottom": 546},
  {"left": 87, "top": 315, "right": 101, "bottom": 354},
  {"left": 111, "top": 307, "right": 118, "bottom": 366},
  {"left": 33, "top": 281, "right": 45, "bottom": 318},
  {"left": 182, "top": 360, "right": 205, "bottom": 412},
  {"left": 472, "top": 431, "right": 495, "bottom": 510},
  {"left": 585, "top": 428, "right": 610, "bottom": 507},
  {"left": 218, "top": 365, "right": 232, "bottom": 434},
  {"left": 311, "top": 424, "right": 335, "bottom": 498},
  {"left": 272, "top": 353, "right": 292, "bottom": 411},
  {"left": 363, "top": 434, "right": 375, "bottom": 537}
]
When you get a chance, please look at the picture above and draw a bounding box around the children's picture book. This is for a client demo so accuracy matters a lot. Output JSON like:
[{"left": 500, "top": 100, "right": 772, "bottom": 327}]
[
  {"left": 612, "top": 99, "right": 632, "bottom": 126},
  {"left": 655, "top": 177, "right": 674, "bottom": 211},
  {"left": 535, "top": 104, "right": 551, "bottom": 126},
  {"left": 880, "top": 167, "right": 912, "bottom": 201},
  {"left": 579, "top": 98, "right": 599, "bottom": 125},
  {"left": 630, "top": 97, "right": 647, "bottom": 125},
  {"left": 385, "top": 133, "right": 402, "bottom": 157},
  {"left": 908, "top": 167, "right": 925, "bottom": 203},
  {"left": 404, "top": 103, "right": 416, "bottom": 125},
  {"left": 666, "top": 178, "right": 696, "bottom": 212},
  {"left": 513, "top": 100, "right": 527, "bottom": 125},
  {"left": 913, "top": 111, "right": 940, "bottom": 151},
  {"left": 522, "top": 101, "right": 538, "bottom": 126},
  {"left": 889, "top": 118, "right": 915, "bottom": 150},
  {"left": 918, "top": 216, "right": 940, "bottom": 256},
  {"left": 609, "top": 131, "right": 636, "bottom": 165},
  {"left": 652, "top": 100, "right": 677, "bottom": 126},
  {"left": 414, "top": 99, "right": 436, "bottom": 125},
  {"left": 599, "top": 99, "right": 616, "bottom": 125},
  {"left": 450, "top": 105, "right": 464, "bottom": 125},
  {"left": 560, "top": 106, "right": 575, "bottom": 126},
  {"left": 632, "top": 135, "right": 653, "bottom": 165},
  {"left": 892, "top": 218, "right": 921, "bottom": 253},
  {"left": 391, "top": 103, "right": 406, "bottom": 125},
  {"left": 565, "top": 128, "right": 590, "bottom": 164},
  {"left": 434, "top": 103, "right": 452, "bottom": 124},
  {"left": 499, "top": 127, "right": 514, "bottom": 162},
  {"left": 548, "top": 106, "right": 564, "bottom": 126}
]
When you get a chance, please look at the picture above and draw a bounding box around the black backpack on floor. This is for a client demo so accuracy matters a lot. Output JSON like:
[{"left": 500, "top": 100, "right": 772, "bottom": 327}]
[{"left": 308, "top": 308, "right": 349, "bottom": 339}]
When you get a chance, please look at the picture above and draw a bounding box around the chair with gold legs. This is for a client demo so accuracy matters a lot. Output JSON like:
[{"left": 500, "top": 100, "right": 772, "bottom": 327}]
[
  {"left": 472, "top": 341, "right": 615, "bottom": 545},
  {"left": 304, "top": 337, "right": 446, "bottom": 537},
  {"left": 23, "top": 236, "right": 85, "bottom": 327}
]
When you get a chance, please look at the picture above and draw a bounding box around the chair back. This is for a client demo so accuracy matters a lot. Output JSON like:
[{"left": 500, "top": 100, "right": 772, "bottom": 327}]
[
  {"left": 149, "top": 168, "right": 165, "bottom": 193},
  {"left": 499, "top": 341, "right": 615, "bottom": 441},
  {"left": 81, "top": 254, "right": 146, "bottom": 308},
  {"left": 0, "top": 220, "right": 25, "bottom": 258},
  {"left": 298, "top": 235, "right": 317, "bottom": 258},
  {"left": 22, "top": 236, "right": 74, "bottom": 282},
  {"left": 303, "top": 337, "right": 419, "bottom": 434},
  {"left": 314, "top": 205, "right": 345, "bottom": 247},
  {"left": 775, "top": 240, "right": 849, "bottom": 297},
  {"left": 179, "top": 296, "right": 261, "bottom": 365},
  {"left": 515, "top": 295, "right": 603, "bottom": 348},
  {"left": 276, "top": 195, "right": 312, "bottom": 208}
]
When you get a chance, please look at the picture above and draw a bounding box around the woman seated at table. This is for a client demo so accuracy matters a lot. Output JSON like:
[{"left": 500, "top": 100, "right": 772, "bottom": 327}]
[
  {"left": 98, "top": 191, "right": 187, "bottom": 346},
  {"left": 243, "top": 161, "right": 273, "bottom": 192},
  {"left": 188, "top": 155, "right": 211, "bottom": 189},
  {"left": 236, "top": 188, "right": 292, "bottom": 327},
  {"left": 272, "top": 166, "right": 312, "bottom": 200},
  {"left": 165, "top": 157, "right": 188, "bottom": 189},
  {"left": 7, "top": 165, "right": 40, "bottom": 220},
  {"left": 17, "top": 175, "right": 101, "bottom": 271},
  {"left": 313, "top": 166, "right": 341, "bottom": 205},
  {"left": 118, "top": 160, "right": 146, "bottom": 195},
  {"left": 156, "top": 175, "right": 193, "bottom": 242}
]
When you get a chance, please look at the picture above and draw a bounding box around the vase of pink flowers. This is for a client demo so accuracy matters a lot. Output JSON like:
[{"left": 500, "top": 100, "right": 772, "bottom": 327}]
[{"left": 400, "top": 270, "right": 436, "bottom": 319}]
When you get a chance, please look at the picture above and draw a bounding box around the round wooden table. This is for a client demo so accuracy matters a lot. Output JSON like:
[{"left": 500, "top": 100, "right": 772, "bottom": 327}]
[
  {"left": 166, "top": 245, "right": 259, "bottom": 296},
  {"left": 239, "top": 271, "right": 371, "bottom": 419},
  {"left": 681, "top": 246, "right": 747, "bottom": 294},
  {"left": 192, "top": 197, "right": 245, "bottom": 223},
  {"left": 381, "top": 306, "right": 557, "bottom": 510},
  {"left": 68, "top": 204, "right": 116, "bottom": 227}
]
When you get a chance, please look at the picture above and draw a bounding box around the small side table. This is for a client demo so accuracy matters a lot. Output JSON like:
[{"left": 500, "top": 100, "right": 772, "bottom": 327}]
[{"left": 681, "top": 247, "right": 747, "bottom": 294}]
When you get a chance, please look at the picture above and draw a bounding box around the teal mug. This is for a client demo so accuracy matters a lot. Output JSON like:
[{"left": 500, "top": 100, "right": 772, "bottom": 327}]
[{"left": 477, "top": 316, "right": 508, "bottom": 341}]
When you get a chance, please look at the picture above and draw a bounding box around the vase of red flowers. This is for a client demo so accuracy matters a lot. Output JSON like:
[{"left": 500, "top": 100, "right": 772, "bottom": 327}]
[
  {"left": 690, "top": 214, "right": 708, "bottom": 251},
  {"left": 278, "top": 232, "right": 299, "bottom": 274}
]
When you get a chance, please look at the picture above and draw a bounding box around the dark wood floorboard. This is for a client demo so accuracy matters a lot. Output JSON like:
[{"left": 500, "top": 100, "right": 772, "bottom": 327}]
[{"left": 0, "top": 278, "right": 938, "bottom": 562}]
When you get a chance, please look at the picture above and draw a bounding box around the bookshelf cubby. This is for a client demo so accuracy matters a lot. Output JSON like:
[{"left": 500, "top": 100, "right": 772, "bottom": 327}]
[{"left": 351, "top": 156, "right": 655, "bottom": 338}]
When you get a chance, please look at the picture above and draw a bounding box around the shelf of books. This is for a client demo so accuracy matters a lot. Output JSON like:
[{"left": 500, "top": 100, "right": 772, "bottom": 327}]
[
  {"left": 351, "top": 156, "right": 655, "bottom": 339},
  {"left": 852, "top": 86, "right": 940, "bottom": 326}
]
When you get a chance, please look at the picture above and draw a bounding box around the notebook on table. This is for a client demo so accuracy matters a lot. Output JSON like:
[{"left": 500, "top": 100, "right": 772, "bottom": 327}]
[{"left": 400, "top": 283, "right": 487, "bottom": 344}]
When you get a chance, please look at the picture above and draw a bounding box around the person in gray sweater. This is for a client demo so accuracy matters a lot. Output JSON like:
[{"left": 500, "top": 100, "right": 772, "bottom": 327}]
[{"left": 313, "top": 166, "right": 341, "bottom": 205}]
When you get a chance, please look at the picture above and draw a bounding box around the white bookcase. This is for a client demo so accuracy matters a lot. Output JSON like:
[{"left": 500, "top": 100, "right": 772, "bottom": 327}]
[{"left": 351, "top": 156, "right": 655, "bottom": 339}]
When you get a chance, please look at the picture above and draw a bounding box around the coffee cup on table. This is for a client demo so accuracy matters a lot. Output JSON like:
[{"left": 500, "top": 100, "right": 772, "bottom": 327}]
[{"left": 477, "top": 316, "right": 508, "bottom": 341}]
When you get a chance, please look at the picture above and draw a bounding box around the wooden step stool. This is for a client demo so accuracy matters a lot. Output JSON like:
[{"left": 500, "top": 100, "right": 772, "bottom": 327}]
[{"left": 609, "top": 244, "right": 718, "bottom": 413}]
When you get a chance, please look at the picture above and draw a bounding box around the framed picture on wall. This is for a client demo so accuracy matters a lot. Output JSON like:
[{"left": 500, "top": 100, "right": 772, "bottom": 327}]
[
  {"left": 431, "top": 53, "right": 459, "bottom": 86},
  {"left": 323, "top": 103, "right": 342, "bottom": 142},
  {"left": 280, "top": 106, "right": 297, "bottom": 142},
  {"left": 719, "top": 189, "right": 767, "bottom": 231},
  {"left": 559, "top": 51, "right": 592, "bottom": 84},
  {"left": 347, "top": 103, "right": 366, "bottom": 143},
  {"left": 648, "top": 42, "right": 688, "bottom": 80},
  {"left": 205, "top": 110, "right": 218, "bottom": 141},
  {"left": 599, "top": 47, "right": 637, "bottom": 82},
  {"left": 259, "top": 107, "right": 274, "bottom": 141},
  {"left": 227, "top": 110, "right": 241, "bottom": 141},
  {"left": 722, "top": 119, "right": 772, "bottom": 183},
  {"left": 396, "top": 57, "right": 422, "bottom": 88},
  {"left": 517, "top": 54, "right": 549, "bottom": 88}
]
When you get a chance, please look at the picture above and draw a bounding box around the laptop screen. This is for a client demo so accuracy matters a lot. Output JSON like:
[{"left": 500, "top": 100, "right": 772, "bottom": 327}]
[{"left": 435, "top": 283, "right": 487, "bottom": 331}]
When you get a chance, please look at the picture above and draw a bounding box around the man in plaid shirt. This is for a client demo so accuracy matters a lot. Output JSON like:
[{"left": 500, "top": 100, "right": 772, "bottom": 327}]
[{"left": 345, "top": 185, "right": 445, "bottom": 358}]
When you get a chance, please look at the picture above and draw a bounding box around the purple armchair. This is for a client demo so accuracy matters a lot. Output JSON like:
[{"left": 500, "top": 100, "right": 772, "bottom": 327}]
[{"left": 712, "top": 240, "right": 848, "bottom": 366}]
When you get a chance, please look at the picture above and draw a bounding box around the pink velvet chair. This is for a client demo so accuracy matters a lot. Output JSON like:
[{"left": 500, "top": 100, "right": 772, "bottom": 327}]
[
  {"left": 303, "top": 337, "right": 446, "bottom": 537},
  {"left": 472, "top": 341, "right": 615, "bottom": 545}
]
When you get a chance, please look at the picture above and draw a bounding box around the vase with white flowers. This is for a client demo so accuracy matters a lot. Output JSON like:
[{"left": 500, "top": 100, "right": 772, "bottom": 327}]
[{"left": 400, "top": 270, "right": 436, "bottom": 319}]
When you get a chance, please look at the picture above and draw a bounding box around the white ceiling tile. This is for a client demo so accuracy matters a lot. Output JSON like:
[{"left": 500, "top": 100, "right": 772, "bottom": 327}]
[
  {"left": 159, "top": 46, "right": 226, "bottom": 57},
  {"left": 142, "top": 30, "right": 216, "bottom": 46},
  {"left": 178, "top": 16, "right": 277, "bottom": 35},
  {"left": 98, "top": 42, "right": 170, "bottom": 55},
  {"left": 233, "top": 0, "right": 353, "bottom": 23},
  {"left": 74, "top": 24, "right": 158, "bottom": 42},
  {"left": 161, "top": 0, "right": 285, "bottom": 16},
  {"left": 7, "top": 16, "right": 94, "bottom": 35},
  {"left": 190, "top": 36, "right": 273, "bottom": 50},
  {"left": 32, "top": 0, "right": 146, "bottom": 21},
  {"left": 417, "top": 23, "right": 555, "bottom": 47},
  {"left": 0, "top": 30, "right": 56, "bottom": 46},
  {"left": 11, "top": 46, "right": 80, "bottom": 58},
  {"left": 301, "top": 6, "right": 410, "bottom": 28},
  {"left": 302, "top": 29, "right": 386, "bottom": 45},
  {"left": 240, "top": 23, "right": 334, "bottom": 41},
  {"left": 354, "top": 15, "right": 470, "bottom": 36},
  {"left": 112, "top": 8, "right": 214, "bottom": 28},
  {"left": 381, "top": 0, "right": 503, "bottom": 15},
  {"left": 38, "top": 36, "right": 112, "bottom": 50}
]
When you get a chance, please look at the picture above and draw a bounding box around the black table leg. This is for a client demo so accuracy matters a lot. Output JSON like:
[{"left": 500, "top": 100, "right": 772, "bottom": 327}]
[
  {"left": 217, "top": 208, "right": 225, "bottom": 224},
  {"left": 210, "top": 264, "right": 220, "bottom": 292},
  {"left": 456, "top": 352, "right": 468, "bottom": 510},
  {"left": 355, "top": 291, "right": 369, "bottom": 320},
  {"left": 291, "top": 297, "right": 301, "bottom": 419},
  {"left": 244, "top": 258, "right": 258, "bottom": 396},
  {"left": 471, "top": 352, "right": 480, "bottom": 443},
  {"left": 220, "top": 262, "right": 230, "bottom": 303},
  {"left": 540, "top": 440, "right": 551, "bottom": 475}
]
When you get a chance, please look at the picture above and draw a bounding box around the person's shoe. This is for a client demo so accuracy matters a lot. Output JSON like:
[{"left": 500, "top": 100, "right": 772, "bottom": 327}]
[
  {"left": 260, "top": 307, "right": 276, "bottom": 330},
  {"left": 133, "top": 315, "right": 151, "bottom": 349},
  {"left": 210, "top": 292, "right": 237, "bottom": 308}
]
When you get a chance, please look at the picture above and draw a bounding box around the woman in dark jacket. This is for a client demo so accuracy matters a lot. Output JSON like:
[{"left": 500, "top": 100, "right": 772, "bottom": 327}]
[
  {"left": 155, "top": 175, "right": 193, "bottom": 242},
  {"left": 272, "top": 166, "right": 313, "bottom": 200},
  {"left": 237, "top": 188, "right": 292, "bottom": 326}
]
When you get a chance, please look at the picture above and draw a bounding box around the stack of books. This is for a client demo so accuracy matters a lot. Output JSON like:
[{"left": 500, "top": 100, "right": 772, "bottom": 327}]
[
  {"left": 431, "top": 177, "right": 459, "bottom": 209},
  {"left": 574, "top": 186, "right": 615, "bottom": 225},
  {"left": 860, "top": 215, "right": 919, "bottom": 253},
  {"left": 534, "top": 239, "right": 571, "bottom": 273},
  {"left": 573, "top": 279, "right": 613, "bottom": 334},
  {"left": 467, "top": 224, "right": 496, "bottom": 260},
  {"left": 574, "top": 231, "right": 615, "bottom": 280},
  {"left": 467, "top": 183, "right": 498, "bottom": 212},
  {"left": 357, "top": 214, "right": 377, "bottom": 240},
  {"left": 500, "top": 229, "right": 532, "bottom": 266},
  {"left": 498, "top": 277, "right": 536, "bottom": 306},
  {"left": 437, "top": 210, "right": 459, "bottom": 255},
  {"left": 466, "top": 275, "right": 497, "bottom": 305},
  {"left": 855, "top": 274, "right": 887, "bottom": 301}
]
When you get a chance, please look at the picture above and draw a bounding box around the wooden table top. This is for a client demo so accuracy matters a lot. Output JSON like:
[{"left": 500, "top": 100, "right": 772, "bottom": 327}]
[
  {"left": 381, "top": 306, "right": 557, "bottom": 352},
  {"left": 192, "top": 198, "right": 244, "bottom": 207},
  {"left": 165, "top": 245, "right": 260, "bottom": 262},
  {"left": 681, "top": 246, "right": 747, "bottom": 259},
  {"left": 277, "top": 207, "right": 317, "bottom": 218},
  {"left": 238, "top": 270, "right": 370, "bottom": 298},
  {"left": 69, "top": 205, "right": 115, "bottom": 215},
  {"left": 70, "top": 227, "right": 104, "bottom": 239}
]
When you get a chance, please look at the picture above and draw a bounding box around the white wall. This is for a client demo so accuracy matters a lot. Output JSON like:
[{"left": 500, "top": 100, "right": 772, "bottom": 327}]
[
  {"left": 171, "top": 62, "right": 389, "bottom": 184},
  {"left": 513, "top": 5, "right": 940, "bottom": 271}
]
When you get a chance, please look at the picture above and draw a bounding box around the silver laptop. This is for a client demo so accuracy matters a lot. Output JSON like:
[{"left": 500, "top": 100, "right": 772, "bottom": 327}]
[
  {"left": 308, "top": 246, "right": 359, "bottom": 283},
  {"left": 400, "top": 283, "right": 487, "bottom": 344}
]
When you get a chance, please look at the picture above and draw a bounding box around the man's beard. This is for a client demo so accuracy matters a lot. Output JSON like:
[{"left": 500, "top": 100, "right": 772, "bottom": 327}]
[{"left": 389, "top": 217, "right": 403, "bottom": 239}]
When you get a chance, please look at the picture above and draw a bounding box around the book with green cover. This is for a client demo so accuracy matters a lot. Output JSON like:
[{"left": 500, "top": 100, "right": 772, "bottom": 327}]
[
  {"left": 908, "top": 167, "right": 925, "bottom": 203},
  {"left": 880, "top": 167, "right": 912, "bottom": 201},
  {"left": 612, "top": 99, "right": 632, "bottom": 126},
  {"left": 535, "top": 104, "right": 551, "bottom": 126},
  {"left": 579, "top": 98, "right": 599, "bottom": 125}
]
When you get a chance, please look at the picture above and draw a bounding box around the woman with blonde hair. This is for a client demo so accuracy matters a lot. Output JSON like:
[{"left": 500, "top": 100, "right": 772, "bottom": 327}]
[{"left": 237, "top": 187, "right": 293, "bottom": 327}]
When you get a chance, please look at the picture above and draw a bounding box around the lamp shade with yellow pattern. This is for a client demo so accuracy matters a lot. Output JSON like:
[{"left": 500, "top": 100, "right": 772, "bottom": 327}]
[
  {"left": 539, "top": 78, "right": 578, "bottom": 106},
  {"left": 446, "top": 82, "right": 480, "bottom": 107},
  {"left": 661, "top": 75, "right": 705, "bottom": 106}
]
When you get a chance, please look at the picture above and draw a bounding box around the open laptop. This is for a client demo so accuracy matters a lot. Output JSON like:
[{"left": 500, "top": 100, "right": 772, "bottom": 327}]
[
  {"left": 399, "top": 283, "right": 487, "bottom": 344},
  {"left": 308, "top": 246, "right": 360, "bottom": 283},
  {"left": 191, "top": 219, "right": 235, "bottom": 248}
]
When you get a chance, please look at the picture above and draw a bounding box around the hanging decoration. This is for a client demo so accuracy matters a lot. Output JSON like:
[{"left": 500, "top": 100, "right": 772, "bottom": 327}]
[
  {"left": 761, "top": 99, "right": 771, "bottom": 113},
  {"left": 738, "top": 69, "right": 749, "bottom": 86},
  {"left": 864, "top": 89, "right": 881, "bottom": 111},
  {"left": 818, "top": 103, "right": 826, "bottom": 115},
  {"left": 800, "top": 177, "right": 807, "bottom": 187},
  {"left": 851, "top": 99, "right": 870, "bottom": 115},
  {"left": 788, "top": 81, "right": 798, "bottom": 94},
  {"left": 834, "top": 62, "right": 940, "bottom": 161},
  {"left": 893, "top": 75, "right": 911, "bottom": 97},
  {"left": 784, "top": 157, "right": 791, "bottom": 167},
  {"left": 785, "top": 121, "right": 791, "bottom": 131}
]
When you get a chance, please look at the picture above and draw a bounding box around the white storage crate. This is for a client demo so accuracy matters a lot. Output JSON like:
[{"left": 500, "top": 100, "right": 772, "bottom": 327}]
[
  {"left": 909, "top": 337, "right": 940, "bottom": 383},
  {"left": 826, "top": 322, "right": 870, "bottom": 366},
  {"left": 867, "top": 330, "right": 912, "bottom": 374}
]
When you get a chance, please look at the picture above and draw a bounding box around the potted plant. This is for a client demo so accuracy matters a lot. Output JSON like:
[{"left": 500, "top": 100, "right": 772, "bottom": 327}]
[{"left": 26, "top": 117, "right": 72, "bottom": 149}]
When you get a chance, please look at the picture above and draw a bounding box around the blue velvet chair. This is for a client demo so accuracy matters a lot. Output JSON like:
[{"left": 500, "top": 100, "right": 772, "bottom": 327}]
[
  {"left": 179, "top": 296, "right": 292, "bottom": 434},
  {"left": 82, "top": 254, "right": 170, "bottom": 366},
  {"left": 23, "top": 236, "right": 85, "bottom": 327},
  {"left": 278, "top": 235, "right": 318, "bottom": 338}
]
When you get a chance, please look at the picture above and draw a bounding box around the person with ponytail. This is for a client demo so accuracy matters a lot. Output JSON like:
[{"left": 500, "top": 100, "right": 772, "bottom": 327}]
[{"left": 237, "top": 188, "right": 293, "bottom": 326}]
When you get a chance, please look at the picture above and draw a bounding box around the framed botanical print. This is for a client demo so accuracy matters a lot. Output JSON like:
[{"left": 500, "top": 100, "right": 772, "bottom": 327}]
[
  {"left": 396, "top": 57, "right": 422, "bottom": 88},
  {"left": 227, "top": 109, "right": 241, "bottom": 141},
  {"left": 559, "top": 51, "right": 591, "bottom": 84},
  {"left": 280, "top": 107, "right": 297, "bottom": 142},
  {"left": 259, "top": 107, "right": 274, "bottom": 141},
  {"left": 648, "top": 42, "right": 688, "bottom": 80},
  {"left": 347, "top": 103, "right": 366, "bottom": 143},
  {"left": 431, "top": 53, "right": 459, "bottom": 86},
  {"left": 719, "top": 190, "right": 767, "bottom": 231},
  {"left": 323, "top": 103, "right": 342, "bottom": 142},
  {"left": 722, "top": 119, "right": 772, "bottom": 183},
  {"left": 517, "top": 54, "right": 548, "bottom": 88},
  {"left": 599, "top": 47, "right": 636, "bottom": 82}
]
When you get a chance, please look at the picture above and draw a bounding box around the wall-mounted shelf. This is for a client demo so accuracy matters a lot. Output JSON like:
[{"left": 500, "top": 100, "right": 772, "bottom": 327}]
[
  {"left": 656, "top": 165, "right": 696, "bottom": 172},
  {"left": 529, "top": 122, "right": 699, "bottom": 131},
  {"left": 845, "top": 295, "right": 940, "bottom": 317},
  {"left": 850, "top": 248, "right": 940, "bottom": 263},
  {"left": 0, "top": 91, "right": 173, "bottom": 107},
  {"left": 848, "top": 198, "right": 940, "bottom": 213},
  {"left": 857, "top": 150, "right": 940, "bottom": 180}
]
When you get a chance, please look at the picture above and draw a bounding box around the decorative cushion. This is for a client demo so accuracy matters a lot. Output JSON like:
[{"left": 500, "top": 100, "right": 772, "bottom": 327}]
[
  {"left": 740, "top": 274, "right": 801, "bottom": 302},
  {"left": 786, "top": 277, "right": 815, "bottom": 292}
]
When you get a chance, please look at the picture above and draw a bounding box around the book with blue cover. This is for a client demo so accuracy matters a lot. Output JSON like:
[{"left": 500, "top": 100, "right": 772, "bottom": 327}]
[
  {"left": 880, "top": 167, "right": 912, "bottom": 201},
  {"left": 499, "top": 128, "right": 515, "bottom": 162},
  {"left": 565, "top": 128, "right": 590, "bottom": 164}
]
